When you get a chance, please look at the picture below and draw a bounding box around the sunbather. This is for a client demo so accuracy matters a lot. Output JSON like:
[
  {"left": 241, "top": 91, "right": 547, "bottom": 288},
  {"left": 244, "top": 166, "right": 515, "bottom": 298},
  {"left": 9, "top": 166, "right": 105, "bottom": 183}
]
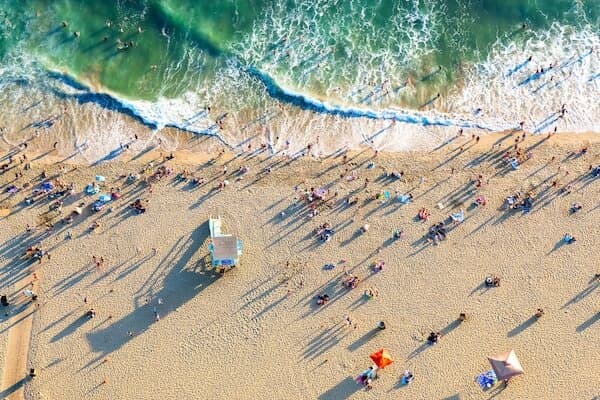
[
  {"left": 474, "top": 195, "right": 486, "bottom": 207},
  {"left": 397, "top": 193, "right": 413, "bottom": 204},
  {"left": 316, "top": 294, "right": 330, "bottom": 306},
  {"left": 569, "top": 203, "right": 582, "bottom": 213},
  {"left": 343, "top": 274, "right": 360, "bottom": 289},
  {"left": 451, "top": 209, "right": 465, "bottom": 224}
]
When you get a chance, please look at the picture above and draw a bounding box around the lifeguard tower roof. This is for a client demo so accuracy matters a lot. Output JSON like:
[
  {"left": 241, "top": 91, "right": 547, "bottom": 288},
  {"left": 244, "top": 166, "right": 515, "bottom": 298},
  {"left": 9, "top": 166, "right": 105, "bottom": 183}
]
[
  {"left": 211, "top": 235, "right": 239, "bottom": 261},
  {"left": 208, "top": 216, "right": 242, "bottom": 268}
]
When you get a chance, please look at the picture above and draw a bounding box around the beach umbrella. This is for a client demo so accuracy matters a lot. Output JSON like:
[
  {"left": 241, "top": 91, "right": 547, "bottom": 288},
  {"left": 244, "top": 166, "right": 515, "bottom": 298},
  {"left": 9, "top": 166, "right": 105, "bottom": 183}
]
[
  {"left": 369, "top": 349, "right": 393, "bottom": 369},
  {"left": 98, "top": 194, "right": 111, "bottom": 203},
  {"left": 488, "top": 350, "right": 524, "bottom": 381}
]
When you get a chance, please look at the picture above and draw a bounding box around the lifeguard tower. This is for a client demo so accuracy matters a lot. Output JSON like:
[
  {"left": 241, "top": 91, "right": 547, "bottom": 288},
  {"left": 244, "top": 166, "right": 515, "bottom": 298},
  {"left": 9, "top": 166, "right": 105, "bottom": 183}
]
[{"left": 208, "top": 216, "right": 242, "bottom": 271}]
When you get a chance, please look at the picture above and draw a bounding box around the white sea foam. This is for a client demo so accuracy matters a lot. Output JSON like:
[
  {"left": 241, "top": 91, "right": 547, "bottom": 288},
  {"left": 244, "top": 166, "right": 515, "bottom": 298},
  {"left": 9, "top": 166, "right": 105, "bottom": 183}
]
[
  {"left": 0, "top": 9, "right": 598, "bottom": 163},
  {"left": 452, "top": 23, "right": 600, "bottom": 134}
]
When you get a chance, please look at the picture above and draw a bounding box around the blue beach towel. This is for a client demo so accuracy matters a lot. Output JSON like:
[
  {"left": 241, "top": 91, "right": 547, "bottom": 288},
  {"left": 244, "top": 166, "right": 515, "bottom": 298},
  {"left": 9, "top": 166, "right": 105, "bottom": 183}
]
[
  {"left": 85, "top": 184, "right": 99, "bottom": 195},
  {"left": 476, "top": 370, "right": 497, "bottom": 389},
  {"left": 397, "top": 194, "right": 411, "bottom": 204}
]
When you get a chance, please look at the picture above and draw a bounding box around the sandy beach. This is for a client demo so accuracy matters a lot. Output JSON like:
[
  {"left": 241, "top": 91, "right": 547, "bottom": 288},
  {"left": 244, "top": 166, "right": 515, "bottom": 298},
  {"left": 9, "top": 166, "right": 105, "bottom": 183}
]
[{"left": 0, "top": 129, "right": 599, "bottom": 400}]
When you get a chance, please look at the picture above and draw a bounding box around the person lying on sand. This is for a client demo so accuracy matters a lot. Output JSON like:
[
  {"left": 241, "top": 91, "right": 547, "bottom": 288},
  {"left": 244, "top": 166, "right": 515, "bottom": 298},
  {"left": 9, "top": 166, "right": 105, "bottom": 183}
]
[
  {"left": 343, "top": 273, "right": 360, "bottom": 289},
  {"left": 316, "top": 294, "right": 329, "bottom": 306},
  {"left": 418, "top": 208, "right": 430, "bottom": 222},
  {"left": 569, "top": 202, "right": 582, "bottom": 214}
]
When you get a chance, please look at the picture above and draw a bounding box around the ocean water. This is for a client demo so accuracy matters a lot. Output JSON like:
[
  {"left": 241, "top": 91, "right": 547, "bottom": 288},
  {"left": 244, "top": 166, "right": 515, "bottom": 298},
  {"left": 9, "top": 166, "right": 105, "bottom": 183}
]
[{"left": 0, "top": 0, "right": 598, "bottom": 161}]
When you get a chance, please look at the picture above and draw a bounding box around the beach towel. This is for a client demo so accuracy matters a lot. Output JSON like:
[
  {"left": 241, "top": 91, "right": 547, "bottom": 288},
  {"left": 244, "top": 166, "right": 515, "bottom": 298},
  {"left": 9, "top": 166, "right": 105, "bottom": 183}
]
[
  {"left": 85, "top": 184, "right": 99, "bottom": 195},
  {"left": 451, "top": 210, "right": 465, "bottom": 223},
  {"left": 92, "top": 200, "right": 105, "bottom": 211},
  {"left": 476, "top": 370, "right": 497, "bottom": 389},
  {"left": 397, "top": 194, "right": 411, "bottom": 204}
]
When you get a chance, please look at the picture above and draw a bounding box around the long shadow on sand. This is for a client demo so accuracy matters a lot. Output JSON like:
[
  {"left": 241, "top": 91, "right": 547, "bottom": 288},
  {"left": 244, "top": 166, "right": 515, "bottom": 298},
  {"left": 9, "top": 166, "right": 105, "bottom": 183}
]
[
  {"left": 84, "top": 221, "right": 219, "bottom": 367},
  {"left": 0, "top": 376, "right": 30, "bottom": 399},
  {"left": 576, "top": 313, "right": 600, "bottom": 332},
  {"left": 51, "top": 314, "right": 90, "bottom": 343},
  {"left": 303, "top": 324, "right": 348, "bottom": 360},
  {"left": 346, "top": 327, "right": 381, "bottom": 352},
  {"left": 318, "top": 376, "right": 361, "bottom": 400},
  {"left": 507, "top": 315, "right": 538, "bottom": 337}
]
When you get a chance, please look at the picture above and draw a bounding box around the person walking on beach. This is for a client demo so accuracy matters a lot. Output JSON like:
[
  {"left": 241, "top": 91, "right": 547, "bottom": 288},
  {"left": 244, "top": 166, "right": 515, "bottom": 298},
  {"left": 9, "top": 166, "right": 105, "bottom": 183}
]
[{"left": 344, "top": 315, "right": 353, "bottom": 327}]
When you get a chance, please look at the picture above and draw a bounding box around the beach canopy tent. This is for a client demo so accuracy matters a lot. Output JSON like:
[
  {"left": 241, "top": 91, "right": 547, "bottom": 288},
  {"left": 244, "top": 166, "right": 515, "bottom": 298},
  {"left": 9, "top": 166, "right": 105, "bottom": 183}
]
[
  {"left": 488, "top": 350, "right": 524, "bottom": 381},
  {"left": 369, "top": 349, "right": 394, "bottom": 369},
  {"left": 208, "top": 217, "right": 242, "bottom": 269}
]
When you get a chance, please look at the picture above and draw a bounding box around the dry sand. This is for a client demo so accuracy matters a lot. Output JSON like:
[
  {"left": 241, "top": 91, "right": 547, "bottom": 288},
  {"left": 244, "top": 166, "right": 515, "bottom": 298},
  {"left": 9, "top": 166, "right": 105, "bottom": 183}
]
[{"left": 0, "top": 131, "right": 599, "bottom": 400}]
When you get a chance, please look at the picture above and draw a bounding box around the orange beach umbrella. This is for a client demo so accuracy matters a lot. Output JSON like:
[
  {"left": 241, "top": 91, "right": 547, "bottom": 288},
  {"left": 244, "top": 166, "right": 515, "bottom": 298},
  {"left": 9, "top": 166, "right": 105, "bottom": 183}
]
[{"left": 369, "top": 349, "right": 394, "bottom": 369}]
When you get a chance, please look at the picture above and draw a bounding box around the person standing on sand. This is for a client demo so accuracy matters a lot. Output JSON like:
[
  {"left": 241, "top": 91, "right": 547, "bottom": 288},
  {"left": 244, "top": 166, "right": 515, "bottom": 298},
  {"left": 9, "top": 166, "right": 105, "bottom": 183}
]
[{"left": 344, "top": 315, "right": 352, "bottom": 327}]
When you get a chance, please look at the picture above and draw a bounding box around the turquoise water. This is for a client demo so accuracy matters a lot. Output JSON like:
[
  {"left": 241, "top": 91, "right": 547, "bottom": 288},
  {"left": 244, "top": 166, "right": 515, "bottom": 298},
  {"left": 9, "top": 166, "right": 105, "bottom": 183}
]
[{"left": 0, "top": 0, "right": 598, "bottom": 159}]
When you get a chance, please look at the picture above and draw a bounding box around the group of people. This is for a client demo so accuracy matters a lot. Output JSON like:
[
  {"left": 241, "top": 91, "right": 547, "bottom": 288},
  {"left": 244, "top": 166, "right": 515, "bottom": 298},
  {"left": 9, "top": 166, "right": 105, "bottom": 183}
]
[
  {"left": 504, "top": 190, "right": 535, "bottom": 213},
  {"left": 427, "top": 222, "right": 447, "bottom": 244}
]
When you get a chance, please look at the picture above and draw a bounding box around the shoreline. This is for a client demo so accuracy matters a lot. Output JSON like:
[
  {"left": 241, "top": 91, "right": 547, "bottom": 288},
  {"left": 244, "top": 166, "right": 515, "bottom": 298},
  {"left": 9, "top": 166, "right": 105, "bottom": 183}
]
[{"left": 2, "top": 128, "right": 600, "bottom": 169}]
